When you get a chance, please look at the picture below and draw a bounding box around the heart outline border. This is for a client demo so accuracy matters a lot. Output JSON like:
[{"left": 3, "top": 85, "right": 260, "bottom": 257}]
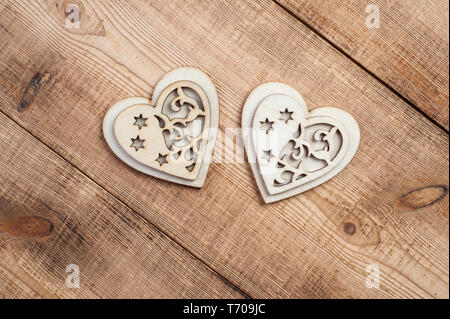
[
  {"left": 103, "top": 67, "right": 219, "bottom": 188},
  {"left": 242, "top": 82, "right": 360, "bottom": 203}
]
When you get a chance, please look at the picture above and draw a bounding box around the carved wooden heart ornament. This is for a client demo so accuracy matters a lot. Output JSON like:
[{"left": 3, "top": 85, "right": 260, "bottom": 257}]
[
  {"left": 103, "top": 67, "right": 219, "bottom": 187},
  {"left": 242, "top": 83, "right": 360, "bottom": 203}
]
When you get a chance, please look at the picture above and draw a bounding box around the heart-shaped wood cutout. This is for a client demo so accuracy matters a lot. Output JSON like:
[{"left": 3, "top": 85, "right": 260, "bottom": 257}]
[
  {"left": 103, "top": 67, "right": 219, "bottom": 187},
  {"left": 242, "top": 83, "right": 360, "bottom": 203}
]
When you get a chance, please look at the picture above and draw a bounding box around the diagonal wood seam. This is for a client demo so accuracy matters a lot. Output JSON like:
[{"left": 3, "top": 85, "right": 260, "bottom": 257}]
[
  {"left": 0, "top": 109, "right": 251, "bottom": 299},
  {"left": 4, "top": 107, "right": 441, "bottom": 298},
  {"left": 272, "top": 0, "right": 449, "bottom": 134},
  {"left": 1, "top": 0, "right": 446, "bottom": 297}
]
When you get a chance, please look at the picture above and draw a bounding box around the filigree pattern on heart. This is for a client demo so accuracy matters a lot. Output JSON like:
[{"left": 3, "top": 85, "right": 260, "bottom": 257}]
[
  {"left": 113, "top": 80, "right": 210, "bottom": 180},
  {"left": 104, "top": 67, "right": 219, "bottom": 188},
  {"left": 274, "top": 121, "right": 343, "bottom": 188},
  {"left": 246, "top": 89, "right": 358, "bottom": 202}
]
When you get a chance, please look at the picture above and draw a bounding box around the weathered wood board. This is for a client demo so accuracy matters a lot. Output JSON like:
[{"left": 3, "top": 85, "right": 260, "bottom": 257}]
[
  {"left": 0, "top": 113, "right": 244, "bottom": 298},
  {"left": 276, "top": 0, "right": 450, "bottom": 130},
  {"left": 0, "top": 0, "right": 448, "bottom": 298}
]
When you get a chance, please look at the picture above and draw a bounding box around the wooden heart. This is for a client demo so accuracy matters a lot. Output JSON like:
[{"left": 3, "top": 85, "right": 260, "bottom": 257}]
[
  {"left": 242, "top": 83, "right": 360, "bottom": 203},
  {"left": 103, "top": 67, "right": 219, "bottom": 187}
]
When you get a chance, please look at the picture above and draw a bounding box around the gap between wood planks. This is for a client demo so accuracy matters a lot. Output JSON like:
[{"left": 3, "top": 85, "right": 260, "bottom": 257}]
[
  {"left": 0, "top": 108, "right": 252, "bottom": 299},
  {"left": 272, "top": 0, "right": 449, "bottom": 134},
  {"left": 1, "top": 0, "right": 446, "bottom": 300}
]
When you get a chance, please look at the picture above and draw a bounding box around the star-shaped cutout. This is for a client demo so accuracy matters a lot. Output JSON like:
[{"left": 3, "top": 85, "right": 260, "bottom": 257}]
[
  {"left": 133, "top": 114, "right": 148, "bottom": 129},
  {"left": 155, "top": 153, "right": 168, "bottom": 166},
  {"left": 262, "top": 149, "right": 274, "bottom": 162},
  {"left": 279, "top": 108, "right": 293, "bottom": 123},
  {"left": 260, "top": 118, "right": 274, "bottom": 134},
  {"left": 130, "top": 135, "right": 145, "bottom": 151}
]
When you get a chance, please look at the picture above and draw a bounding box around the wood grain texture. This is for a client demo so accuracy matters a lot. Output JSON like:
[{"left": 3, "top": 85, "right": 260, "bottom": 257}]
[
  {"left": 276, "top": 0, "right": 450, "bottom": 130},
  {"left": 0, "top": 0, "right": 448, "bottom": 298},
  {"left": 0, "top": 264, "right": 41, "bottom": 298},
  {"left": 0, "top": 113, "right": 244, "bottom": 299}
]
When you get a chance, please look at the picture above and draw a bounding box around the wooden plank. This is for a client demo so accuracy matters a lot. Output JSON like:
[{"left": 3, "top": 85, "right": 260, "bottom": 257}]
[
  {"left": 276, "top": 0, "right": 449, "bottom": 130},
  {"left": 0, "top": 113, "right": 244, "bottom": 298},
  {"left": 0, "top": 0, "right": 448, "bottom": 298},
  {"left": 0, "top": 264, "right": 41, "bottom": 298}
]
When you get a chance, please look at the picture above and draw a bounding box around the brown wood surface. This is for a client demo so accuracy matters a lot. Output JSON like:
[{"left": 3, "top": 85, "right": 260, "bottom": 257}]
[
  {"left": 0, "top": 0, "right": 448, "bottom": 298},
  {"left": 276, "top": 0, "right": 450, "bottom": 130},
  {"left": 0, "top": 113, "right": 244, "bottom": 298}
]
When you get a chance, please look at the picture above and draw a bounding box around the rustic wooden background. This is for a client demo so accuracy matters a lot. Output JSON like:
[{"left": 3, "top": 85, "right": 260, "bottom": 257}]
[{"left": 0, "top": 0, "right": 448, "bottom": 298}]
